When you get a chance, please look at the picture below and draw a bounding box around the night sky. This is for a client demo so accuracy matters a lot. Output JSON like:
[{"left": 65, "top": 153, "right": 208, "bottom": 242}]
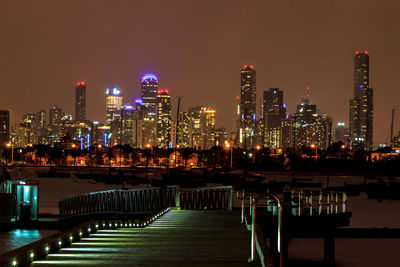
[{"left": 1, "top": 0, "right": 399, "bottom": 144}]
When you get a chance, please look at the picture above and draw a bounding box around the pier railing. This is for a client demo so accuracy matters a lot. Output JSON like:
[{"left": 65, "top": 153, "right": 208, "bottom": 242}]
[
  {"left": 59, "top": 186, "right": 178, "bottom": 217},
  {"left": 59, "top": 185, "right": 233, "bottom": 218},
  {"left": 180, "top": 186, "right": 233, "bottom": 210},
  {"left": 266, "top": 190, "right": 347, "bottom": 216}
]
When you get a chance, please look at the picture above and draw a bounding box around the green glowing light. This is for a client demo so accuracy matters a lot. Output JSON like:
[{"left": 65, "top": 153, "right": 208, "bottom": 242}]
[
  {"left": 88, "top": 228, "right": 91, "bottom": 232},
  {"left": 79, "top": 232, "right": 82, "bottom": 236},
  {"left": 12, "top": 260, "right": 17, "bottom": 266},
  {"left": 30, "top": 252, "right": 34, "bottom": 258},
  {"left": 69, "top": 236, "right": 73, "bottom": 241},
  {"left": 58, "top": 241, "right": 62, "bottom": 246},
  {"left": 45, "top": 246, "right": 49, "bottom": 252}
]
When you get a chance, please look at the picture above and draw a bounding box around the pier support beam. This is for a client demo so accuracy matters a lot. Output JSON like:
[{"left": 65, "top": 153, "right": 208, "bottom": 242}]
[{"left": 324, "top": 228, "right": 335, "bottom": 266}]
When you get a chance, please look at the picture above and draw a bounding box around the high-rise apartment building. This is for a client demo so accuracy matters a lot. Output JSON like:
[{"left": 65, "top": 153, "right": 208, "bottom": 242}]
[
  {"left": 106, "top": 87, "right": 123, "bottom": 146},
  {"left": 155, "top": 89, "right": 171, "bottom": 149},
  {"left": 141, "top": 74, "right": 158, "bottom": 146},
  {"left": 75, "top": 82, "right": 86, "bottom": 122},
  {"left": 0, "top": 110, "right": 10, "bottom": 145},
  {"left": 200, "top": 108, "right": 216, "bottom": 149},
  {"left": 263, "top": 88, "right": 287, "bottom": 148},
  {"left": 141, "top": 74, "right": 159, "bottom": 116},
  {"left": 239, "top": 65, "right": 256, "bottom": 148},
  {"left": 292, "top": 93, "right": 332, "bottom": 150},
  {"left": 105, "top": 87, "right": 123, "bottom": 125},
  {"left": 349, "top": 51, "right": 373, "bottom": 150}
]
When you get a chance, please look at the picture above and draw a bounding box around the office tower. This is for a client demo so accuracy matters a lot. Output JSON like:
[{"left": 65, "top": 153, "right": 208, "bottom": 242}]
[
  {"left": 335, "top": 122, "right": 349, "bottom": 144},
  {"left": 239, "top": 65, "right": 256, "bottom": 148},
  {"left": 188, "top": 106, "right": 205, "bottom": 149},
  {"left": 349, "top": 51, "right": 373, "bottom": 150},
  {"left": 75, "top": 82, "right": 86, "bottom": 122},
  {"left": 292, "top": 91, "right": 332, "bottom": 150},
  {"left": 0, "top": 110, "right": 10, "bottom": 145},
  {"left": 200, "top": 108, "right": 216, "bottom": 149},
  {"left": 49, "top": 106, "right": 64, "bottom": 127},
  {"left": 263, "top": 88, "right": 287, "bottom": 148},
  {"left": 177, "top": 111, "right": 190, "bottom": 148},
  {"left": 105, "top": 87, "right": 123, "bottom": 146},
  {"left": 141, "top": 74, "right": 159, "bottom": 115},
  {"left": 141, "top": 74, "right": 158, "bottom": 145},
  {"left": 121, "top": 105, "right": 137, "bottom": 146},
  {"left": 34, "top": 110, "right": 47, "bottom": 144},
  {"left": 105, "top": 87, "right": 123, "bottom": 125},
  {"left": 155, "top": 89, "right": 172, "bottom": 149}
]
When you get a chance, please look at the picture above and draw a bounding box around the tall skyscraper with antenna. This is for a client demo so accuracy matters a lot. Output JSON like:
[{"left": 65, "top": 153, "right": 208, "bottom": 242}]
[
  {"left": 349, "top": 51, "right": 373, "bottom": 150},
  {"left": 75, "top": 81, "right": 86, "bottom": 122},
  {"left": 239, "top": 65, "right": 256, "bottom": 148}
]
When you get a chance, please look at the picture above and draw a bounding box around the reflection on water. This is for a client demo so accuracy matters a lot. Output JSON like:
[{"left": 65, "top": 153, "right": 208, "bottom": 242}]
[{"left": 0, "top": 229, "right": 57, "bottom": 255}]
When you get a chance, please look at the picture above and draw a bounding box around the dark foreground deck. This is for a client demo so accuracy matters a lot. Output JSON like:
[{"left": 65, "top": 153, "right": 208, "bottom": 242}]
[{"left": 30, "top": 210, "right": 261, "bottom": 266}]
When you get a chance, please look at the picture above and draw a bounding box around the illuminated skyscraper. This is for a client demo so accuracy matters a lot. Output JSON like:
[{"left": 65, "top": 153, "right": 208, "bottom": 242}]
[
  {"left": 141, "top": 74, "right": 159, "bottom": 116},
  {"left": 263, "top": 88, "right": 286, "bottom": 148},
  {"left": 121, "top": 105, "right": 136, "bottom": 146},
  {"left": 141, "top": 74, "right": 158, "bottom": 145},
  {"left": 239, "top": 65, "right": 256, "bottom": 148},
  {"left": 200, "top": 108, "right": 216, "bottom": 149},
  {"left": 292, "top": 92, "right": 332, "bottom": 150},
  {"left": 155, "top": 89, "right": 172, "bottom": 149},
  {"left": 0, "top": 110, "right": 10, "bottom": 145},
  {"left": 349, "top": 51, "right": 373, "bottom": 150},
  {"left": 106, "top": 87, "right": 123, "bottom": 145},
  {"left": 105, "top": 87, "right": 123, "bottom": 125},
  {"left": 75, "top": 82, "right": 86, "bottom": 122}
]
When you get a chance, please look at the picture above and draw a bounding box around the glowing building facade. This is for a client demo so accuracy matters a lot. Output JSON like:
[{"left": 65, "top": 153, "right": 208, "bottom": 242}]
[
  {"left": 263, "top": 88, "right": 287, "bottom": 148},
  {"left": 75, "top": 82, "right": 86, "bottom": 122},
  {"left": 105, "top": 87, "right": 123, "bottom": 125},
  {"left": 292, "top": 93, "right": 332, "bottom": 150},
  {"left": 349, "top": 51, "right": 373, "bottom": 150},
  {"left": 141, "top": 74, "right": 158, "bottom": 146},
  {"left": 155, "top": 89, "right": 172, "bottom": 149},
  {"left": 239, "top": 65, "right": 256, "bottom": 149},
  {"left": 0, "top": 110, "right": 10, "bottom": 146}
]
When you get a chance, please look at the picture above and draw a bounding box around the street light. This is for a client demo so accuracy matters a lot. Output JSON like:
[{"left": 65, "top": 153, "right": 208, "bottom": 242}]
[
  {"left": 6, "top": 143, "right": 13, "bottom": 165},
  {"left": 71, "top": 144, "right": 77, "bottom": 166},
  {"left": 225, "top": 140, "right": 233, "bottom": 169},
  {"left": 310, "top": 144, "right": 317, "bottom": 158}
]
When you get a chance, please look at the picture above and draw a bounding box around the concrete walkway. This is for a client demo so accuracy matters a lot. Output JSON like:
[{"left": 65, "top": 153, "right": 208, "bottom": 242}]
[{"left": 31, "top": 210, "right": 261, "bottom": 266}]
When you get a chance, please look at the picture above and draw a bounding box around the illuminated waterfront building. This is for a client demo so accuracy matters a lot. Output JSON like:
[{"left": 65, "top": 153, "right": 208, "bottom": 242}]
[
  {"left": 176, "top": 111, "right": 190, "bottom": 148},
  {"left": 75, "top": 81, "right": 86, "bottom": 122},
  {"left": 239, "top": 65, "right": 256, "bottom": 148},
  {"left": 200, "top": 108, "right": 216, "bottom": 149},
  {"left": 349, "top": 51, "right": 373, "bottom": 150},
  {"left": 0, "top": 110, "right": 10, "bottom": 145},
  {"left": 155, "top": 89, "right": 172, "bottom": 149},
  {"left": 105, "top": 87, "right": 123, "bottom": 125},
  {"left": 263, "top": 88, "right": 287, "bottom": 148},
  {"left": 105, "top": 87, "right": 123, "bottom": 145},
  {"left": 292, "top": 92, "right": 332, "bottom": 150},
  {"left": 141, "top": 74, "right": 158, "bottom": 146}
]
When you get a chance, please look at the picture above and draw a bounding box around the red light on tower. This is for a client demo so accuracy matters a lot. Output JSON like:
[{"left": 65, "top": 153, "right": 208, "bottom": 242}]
[
  {"left": 243, "top": 65, "right": 247, "bottom": 69},
  {"left": 355, "top": 51, "right": 359, "bottom": 55},
  {"left": 364, "top": 51, "right": 368, "bottom": 54},
  {"left": 81, "top": 81, "right": 85, "bottom": 85},
  {"left": 250, "top": 65, "right": 254, "bottom": 69},
  {"left": 165, "top": 89, "right": 169, "bottom": 94},
  {"left": 157, "top": 90, "right": 161, "bottom": 94},
  {"left": 76, "top": 81, "right": 85, "bottom": 86},
  {"left": 236, "top": 96, "right": 239, "bottom": 100}
]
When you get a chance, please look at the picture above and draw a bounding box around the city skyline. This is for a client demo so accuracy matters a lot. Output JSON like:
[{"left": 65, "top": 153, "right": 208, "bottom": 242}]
[{"left": 1, "top": 1, "right": 400, "bottom": 144}]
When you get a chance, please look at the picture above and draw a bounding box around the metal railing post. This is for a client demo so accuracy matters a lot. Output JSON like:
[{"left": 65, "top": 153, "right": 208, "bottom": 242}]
[
  {"left": 241, "top": 189, "right": 245, "bottom": 223},
  {"left": 249, "top": 196, "right": 256, "bottom": 262}
]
